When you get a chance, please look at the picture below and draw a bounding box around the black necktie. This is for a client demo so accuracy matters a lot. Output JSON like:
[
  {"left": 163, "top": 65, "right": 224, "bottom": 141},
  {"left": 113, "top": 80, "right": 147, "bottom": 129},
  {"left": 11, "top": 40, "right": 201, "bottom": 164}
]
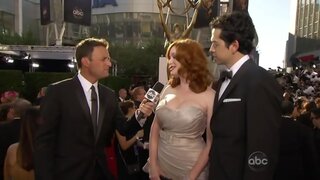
[
  {"left": 219, "top": 70, "right": 233, "bottom": 81},
  {"left": 91, "top": 85, "right": 98, "bottom": 135}
]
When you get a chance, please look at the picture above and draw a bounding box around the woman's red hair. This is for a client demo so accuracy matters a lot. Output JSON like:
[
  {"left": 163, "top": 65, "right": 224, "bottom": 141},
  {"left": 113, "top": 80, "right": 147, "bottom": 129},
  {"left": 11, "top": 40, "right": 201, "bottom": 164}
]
[{"left": 166, "top": 39, "right": 213, "bottom": 93}]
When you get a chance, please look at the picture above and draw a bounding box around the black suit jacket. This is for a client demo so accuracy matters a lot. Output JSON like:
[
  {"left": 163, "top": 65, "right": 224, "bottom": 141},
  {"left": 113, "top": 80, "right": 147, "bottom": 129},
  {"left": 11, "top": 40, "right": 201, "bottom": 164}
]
[
  {"left": 209, "top": 60, "right": 282, "bottom": 180},
  {"left": 315, "top": 129, "right": 320, "bottom": 166},
  {"left": 275, "top": 117, "right": 320, "bottom": 180},
  {"left": 34, "top": 76, "right": 141, "bottom": 180}
]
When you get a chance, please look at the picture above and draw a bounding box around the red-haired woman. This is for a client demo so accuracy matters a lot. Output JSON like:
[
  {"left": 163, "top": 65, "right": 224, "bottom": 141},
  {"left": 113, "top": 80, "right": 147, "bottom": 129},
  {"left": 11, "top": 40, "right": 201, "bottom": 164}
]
[{"left": 148, "top": 39, "right": 215, "bottom": 180}]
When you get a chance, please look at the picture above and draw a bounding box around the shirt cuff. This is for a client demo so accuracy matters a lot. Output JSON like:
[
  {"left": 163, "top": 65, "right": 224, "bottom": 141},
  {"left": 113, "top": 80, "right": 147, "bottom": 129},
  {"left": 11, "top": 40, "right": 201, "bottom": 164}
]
[{"left": 135, "top": 110, "right": 147, "bottom": 127}]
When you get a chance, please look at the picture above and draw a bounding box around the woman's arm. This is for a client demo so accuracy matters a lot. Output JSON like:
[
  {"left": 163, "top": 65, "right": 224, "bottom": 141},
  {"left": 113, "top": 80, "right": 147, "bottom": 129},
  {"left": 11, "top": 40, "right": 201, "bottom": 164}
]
[
  {"left": 149, "top": 85, "right": 171, "bottom": 180},
  {"left": 115, "top": 129, "right": 143, "bottom": 151},
  {"left": 188, "top": 90, "right": 215, "bottom": 180},
  {"left": 149, "top": 116, "right": 161, "bottom": 180},
  {"left": 3, "top": 150, "right": 10, "bottom": 180},
  {"left": 4, "top": 143, "right": 18, "bottom": 180}
]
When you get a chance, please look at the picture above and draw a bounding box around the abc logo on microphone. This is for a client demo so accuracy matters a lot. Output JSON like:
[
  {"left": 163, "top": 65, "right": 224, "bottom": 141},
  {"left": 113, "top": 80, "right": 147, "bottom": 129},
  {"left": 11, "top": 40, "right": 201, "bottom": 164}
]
[
  {"left": 248, "top": 151, "right": 268, "bottom": 172},
  {"left": 145, "top": 89, "right": 160, "bottom": 104}
]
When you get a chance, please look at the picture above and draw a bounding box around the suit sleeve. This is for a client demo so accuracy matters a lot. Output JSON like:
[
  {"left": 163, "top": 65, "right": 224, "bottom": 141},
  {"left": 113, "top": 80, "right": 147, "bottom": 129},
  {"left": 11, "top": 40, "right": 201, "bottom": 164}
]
[
  {"left": 34, "top": 85, "right": 60, "bottom": 180},
  {"left": 243, "top": 77, "right": 282, "bottom": 180},
  {"left": 300, "top": 125, "right": 320, "bottom": 179}
]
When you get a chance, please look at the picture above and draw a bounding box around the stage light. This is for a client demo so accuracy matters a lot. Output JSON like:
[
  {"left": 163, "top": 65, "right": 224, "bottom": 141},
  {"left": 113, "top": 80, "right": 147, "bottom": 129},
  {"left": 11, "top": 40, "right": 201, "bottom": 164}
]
[
  {"left": 68, "top": 63, "right": 75, "bottom": 68},
  {"left": 32, "top": 62, "right": 40, "bottom": 68},
  {"left": 7, "top": 59, "right": 14, "bottom": 63},
  {"left": 4, "top": 56, "right": 14, "bottom": 63}
]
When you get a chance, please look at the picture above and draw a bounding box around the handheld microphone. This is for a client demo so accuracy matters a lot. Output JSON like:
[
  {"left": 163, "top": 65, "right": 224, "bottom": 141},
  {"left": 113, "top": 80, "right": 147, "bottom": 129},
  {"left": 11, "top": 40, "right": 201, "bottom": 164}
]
[{"left": 137, "top": 82, "right": 164, "bottom": 120}]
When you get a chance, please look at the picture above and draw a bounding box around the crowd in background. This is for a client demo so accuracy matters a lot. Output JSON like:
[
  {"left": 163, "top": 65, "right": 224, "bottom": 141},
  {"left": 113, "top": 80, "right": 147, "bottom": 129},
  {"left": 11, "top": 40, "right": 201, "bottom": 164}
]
[
  {"left": 270, "top": 66, "right": 320, "bottom": 179},
  {"left": 0, "top": 66, "right": 320, "bottom": 180},
  {"left": 275, "top": 67, "right": 320, "bottom": 127}
]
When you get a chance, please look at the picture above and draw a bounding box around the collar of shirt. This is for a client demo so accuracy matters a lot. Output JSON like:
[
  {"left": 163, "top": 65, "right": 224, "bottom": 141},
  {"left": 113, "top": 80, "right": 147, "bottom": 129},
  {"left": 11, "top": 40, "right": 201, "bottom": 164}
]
[
  {"left": 77, "top": 73, "right": 98, "bottom": 93},
  {"left": 228, "top": 55, "right": 250, "bottom": 78},
  {"left": 218, "top": 55, "right": 249, "bottom": 99},
  {"left": 77, "top": 73, "right": 100, "bottom": 114}
]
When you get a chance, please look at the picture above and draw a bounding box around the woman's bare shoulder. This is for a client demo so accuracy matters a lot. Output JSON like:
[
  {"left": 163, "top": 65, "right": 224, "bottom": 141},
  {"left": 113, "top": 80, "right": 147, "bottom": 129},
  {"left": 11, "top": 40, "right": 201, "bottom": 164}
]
[
  {"left": 203, "top": 87, "right": 215, "bottom": 97},
  {"left": 7, "top": 143, "right": 18, "bottom": 154},
  {"left": 6, "top": 143, "right": 19, "bottom": 165},
  {"left": 160, "top": 84, "right": 174, "bottom": 97}
]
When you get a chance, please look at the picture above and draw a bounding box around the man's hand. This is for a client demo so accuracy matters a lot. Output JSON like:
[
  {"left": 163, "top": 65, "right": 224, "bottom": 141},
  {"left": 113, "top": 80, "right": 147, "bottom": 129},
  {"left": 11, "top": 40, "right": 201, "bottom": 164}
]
[{"left": 138, "top": 99, "right": 155, "bottom": 118}]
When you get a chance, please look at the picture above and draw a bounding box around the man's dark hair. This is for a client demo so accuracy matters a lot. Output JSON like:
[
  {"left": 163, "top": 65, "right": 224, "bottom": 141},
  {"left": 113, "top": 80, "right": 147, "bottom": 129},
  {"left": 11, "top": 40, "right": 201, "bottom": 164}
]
[
  {"left": 75, "top": 38, "right": 109, "bottom": 68},
  {"left": 211, "top": 11, "right": 255, "bottom": 54}
]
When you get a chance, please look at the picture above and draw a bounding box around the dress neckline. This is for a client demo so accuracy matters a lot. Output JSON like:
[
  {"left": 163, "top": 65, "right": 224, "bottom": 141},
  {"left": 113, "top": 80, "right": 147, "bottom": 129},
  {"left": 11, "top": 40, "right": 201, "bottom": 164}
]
[{"left": 161, "top": 105, "right": 206, "bottom": 115}]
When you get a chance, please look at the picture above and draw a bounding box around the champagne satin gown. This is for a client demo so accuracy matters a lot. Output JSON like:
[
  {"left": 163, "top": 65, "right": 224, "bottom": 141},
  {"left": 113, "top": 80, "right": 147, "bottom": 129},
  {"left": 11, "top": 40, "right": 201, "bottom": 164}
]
[{"left": 155, "top": 97, "right": 208, "bottom": 180}]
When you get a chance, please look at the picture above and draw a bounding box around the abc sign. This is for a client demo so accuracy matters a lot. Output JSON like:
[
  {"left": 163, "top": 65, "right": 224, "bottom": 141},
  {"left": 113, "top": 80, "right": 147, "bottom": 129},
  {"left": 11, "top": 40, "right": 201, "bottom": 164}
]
[
  {"left": 73, "top": 7, "right": 84, "bottom": 19},
  {"left": 248, "top": 151, "right": 268, "bottom": 171}
]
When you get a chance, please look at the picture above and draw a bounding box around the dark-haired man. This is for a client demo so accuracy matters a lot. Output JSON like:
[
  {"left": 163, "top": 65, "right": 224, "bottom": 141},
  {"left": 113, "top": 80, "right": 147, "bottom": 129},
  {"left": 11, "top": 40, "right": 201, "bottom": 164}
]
[
  {"left": 34, "top": 38, "right": 154, "bottom": 180},
  {"left": 209, "top": 11, "right": 282, "bottom": 180}
]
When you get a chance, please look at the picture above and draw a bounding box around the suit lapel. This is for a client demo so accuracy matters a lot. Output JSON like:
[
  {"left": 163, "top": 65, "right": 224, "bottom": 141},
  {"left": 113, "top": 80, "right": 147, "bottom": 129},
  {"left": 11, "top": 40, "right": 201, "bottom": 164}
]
[
  {"left": 214, "top": 60, "right": 253, "bottom": 112},
  {"left": 96, "top": 84, "right": 107, "bottom": 143},
  {"left": 213, "top": 79, "right": 223, "bottom": 111},
  {"left": 73, "top": 77, "right": 92, "bottom": 124}
]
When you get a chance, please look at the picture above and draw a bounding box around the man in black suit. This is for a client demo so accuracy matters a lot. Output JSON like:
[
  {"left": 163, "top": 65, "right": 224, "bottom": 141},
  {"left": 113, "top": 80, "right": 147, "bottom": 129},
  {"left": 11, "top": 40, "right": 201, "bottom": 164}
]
[
  {"left": 34, "top": 38, "right": 154, "bottom": 180},
  {"left": 275, "top": 101, "right": 320, "bottom": 180},
  {"left": 208, "top": 11, "right": 282, "bottom": 180}
]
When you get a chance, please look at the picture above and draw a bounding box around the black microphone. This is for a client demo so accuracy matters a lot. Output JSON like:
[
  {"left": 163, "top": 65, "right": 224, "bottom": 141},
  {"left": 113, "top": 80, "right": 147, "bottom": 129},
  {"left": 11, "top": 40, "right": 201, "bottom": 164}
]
[{"left": 137, "top": 82, "right": 164, "bottom": 120}]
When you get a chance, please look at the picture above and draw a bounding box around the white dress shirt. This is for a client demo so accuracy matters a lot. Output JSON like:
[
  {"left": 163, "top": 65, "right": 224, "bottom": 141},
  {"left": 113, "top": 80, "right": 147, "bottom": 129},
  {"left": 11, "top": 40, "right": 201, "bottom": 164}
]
[
  {"left": 77, "top": 73, "right": 100, "bottom": 120},
  {"left": 218, "top": 55, "right": 250, "bottom": 99},
  {"left": 78, "top": 73, "right": 146, "bottom": 127}
]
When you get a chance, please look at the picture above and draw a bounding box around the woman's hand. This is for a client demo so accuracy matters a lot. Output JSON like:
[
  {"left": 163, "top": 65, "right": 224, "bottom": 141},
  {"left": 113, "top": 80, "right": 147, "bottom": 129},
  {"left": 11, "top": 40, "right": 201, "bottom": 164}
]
[
  {"left": 135, "top": 129, "right": 144, "bottom": 139},
  {"left": 149, "top": 163, "right": 162, "bottom": 180},
  {"left": 182, "top": 170, "right": 197, "bottom": 180}
]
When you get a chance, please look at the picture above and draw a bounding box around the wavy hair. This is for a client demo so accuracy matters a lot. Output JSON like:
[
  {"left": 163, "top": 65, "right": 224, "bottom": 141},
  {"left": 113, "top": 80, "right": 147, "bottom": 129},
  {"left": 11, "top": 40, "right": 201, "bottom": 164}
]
[
  {"left": 211, "top": 11, "right": 255, "bottom": 54},
  {"left": 166, "top": 39, "right": 213, "bottom": 93}
]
